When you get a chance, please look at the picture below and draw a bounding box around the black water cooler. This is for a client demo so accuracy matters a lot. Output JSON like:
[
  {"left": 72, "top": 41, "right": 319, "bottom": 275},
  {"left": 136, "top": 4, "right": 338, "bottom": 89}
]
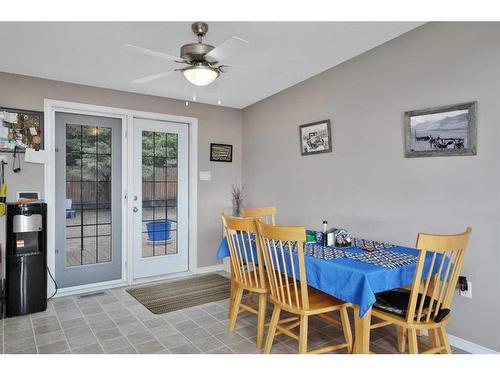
[{"left": 5, "top": 202, "right": 47, "bottom": 317}]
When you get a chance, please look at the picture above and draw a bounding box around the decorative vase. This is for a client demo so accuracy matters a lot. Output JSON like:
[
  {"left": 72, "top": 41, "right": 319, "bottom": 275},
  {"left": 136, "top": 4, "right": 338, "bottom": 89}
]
[{"left": 232, "top": 198, "right": 242, "bottom": 217}]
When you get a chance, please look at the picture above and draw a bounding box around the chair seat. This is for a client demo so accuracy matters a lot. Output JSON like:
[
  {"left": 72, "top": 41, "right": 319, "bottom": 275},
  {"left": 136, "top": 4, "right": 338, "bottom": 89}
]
[
  {"left": 271, "top": 284, "right": 350, "bottom": 314},
  {"left": 234, "top": 271, "right": 268, "bottom": 292},
  {"left": 373, "top": 288, "right": 433, "bottom": 319},
  {"left": 307, "top": 286, "right": 351, "bottom": 312}
]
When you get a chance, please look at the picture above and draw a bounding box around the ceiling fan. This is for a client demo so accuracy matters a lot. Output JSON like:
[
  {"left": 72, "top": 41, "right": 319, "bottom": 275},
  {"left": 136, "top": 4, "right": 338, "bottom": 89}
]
[{"left": 124, "top": 22, "right": 248, "bottom": 87}]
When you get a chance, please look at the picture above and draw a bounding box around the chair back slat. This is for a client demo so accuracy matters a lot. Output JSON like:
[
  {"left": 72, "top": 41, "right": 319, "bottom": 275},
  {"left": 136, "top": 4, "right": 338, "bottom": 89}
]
[
  {"left": 287, "top": 240, "right": 301, "bottom": 308},
  {"left": 416, "top": 251, "right": 437, "bottom": 321},
  {"left": 261, "top": 237, "right": 277, "bottom": 297},
  {"left": 433, "top": 251, "right": 455, "bottom": 316},
  {"left": 406, "top": 227, "right": 471, "bottom": 324},
  {"left": 241, "top": 206, "right": 277, "bottom": 225},
  {"left": 257, "top": 221, "right": 308, "bottom": 311},
  {"left": 237, "top": 231, "right": 250, "bottom": 285},
  {"left": 443, "top": 249, "right": 466, "bottom": 307},
  {"left": 222, "top": 214, "right": 266, "bottom": 290},
  {"left": 269, "top": 238, "right": 287, "bottom": 303},
  {"left": 243, "top": 230, "right": 260, "bottom": 287},
  {"left": 266, "top": 238, "right": 291, "bottom": 307},
  {"left": 230, "top": 228, "right": 248, "bottom": 285},
  {"left": 278, "top": 240, "right": 293, "bottom": 306}
]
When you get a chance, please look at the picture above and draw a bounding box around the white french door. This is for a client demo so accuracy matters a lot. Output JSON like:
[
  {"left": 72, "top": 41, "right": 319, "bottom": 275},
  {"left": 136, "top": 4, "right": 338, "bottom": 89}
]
[{"left": 132, "top": 118, "right": 189, "bottom": 279}]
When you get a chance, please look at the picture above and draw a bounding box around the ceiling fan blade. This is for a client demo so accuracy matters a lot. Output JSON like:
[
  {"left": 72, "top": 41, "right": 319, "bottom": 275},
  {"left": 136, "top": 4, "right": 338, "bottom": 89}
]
[
  {"left": 132, "top": 71, "right": 174, "bottom": 84},
  {"left": 220, "top": 63, "right": 248, "bottom": 68},
  {"left": 217, "top": 63, "right": 248, "bottom": 74},
  {"left": 123, "top": 44, "right": 180, "bottom": 62},
  {"left": 220, "top": 62, "right": 248, "bottom": 70},
  {"left": 204, "top": 36, "right": 249, "bottom": 63}
]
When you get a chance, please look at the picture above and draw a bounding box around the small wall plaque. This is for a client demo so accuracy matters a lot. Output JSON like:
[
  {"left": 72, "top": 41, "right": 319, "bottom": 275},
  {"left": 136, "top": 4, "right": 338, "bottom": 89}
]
[
  {"left": 210, "top": 143, "right": 233, "bottom": 162},
  {"left": 299, "top": 119, "right": 332, "bottom": 156}
]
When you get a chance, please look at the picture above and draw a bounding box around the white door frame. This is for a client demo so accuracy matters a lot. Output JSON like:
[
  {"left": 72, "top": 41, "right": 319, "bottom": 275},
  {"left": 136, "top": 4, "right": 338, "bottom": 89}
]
[{"left": 44, "top": 99, "right": 198, "bottom": 297}]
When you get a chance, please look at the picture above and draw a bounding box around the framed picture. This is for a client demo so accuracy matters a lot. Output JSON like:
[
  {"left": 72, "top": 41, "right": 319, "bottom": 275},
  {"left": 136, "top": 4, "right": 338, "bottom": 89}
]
[
  {"left": 299, "top": 119, "right": 332, "bottom": 156},
  {"left": 210, "top": 143, "right": 233, "bottom": 162},
  {"left": 0, "top": 107, "right": 44, "bottom": 152},
  {"left": 404, "top": 102, "right": 477, "bottom": 158}
]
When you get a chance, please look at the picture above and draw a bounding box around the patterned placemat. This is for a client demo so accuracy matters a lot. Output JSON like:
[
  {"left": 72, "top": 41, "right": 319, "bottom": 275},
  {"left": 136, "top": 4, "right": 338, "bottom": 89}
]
[
  {"left": 352, "top": 238, "right": 396, "bottom": 250},
  {"left": 304, "top": 243, "right": 346, "bottom": 261},
  {"left": 344, "top": 249, "right": 417, "bottom": 269}
]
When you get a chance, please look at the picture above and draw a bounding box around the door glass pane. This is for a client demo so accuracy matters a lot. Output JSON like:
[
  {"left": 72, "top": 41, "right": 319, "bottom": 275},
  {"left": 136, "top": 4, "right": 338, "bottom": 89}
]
[
  {"left": 66, "top": 124, "right": 113, "bottom": 267},
  {"left": 97, "top": 236, "right": 112, "bottom": 263},
  {"left": 82, "top": 126, "right": 97, "bottom": 153},
  {"left": 142, "top": 130, "right": 178, "bottom": 257},
  {"left": 98, "top": 209, "right": 111, "bottom": 224},
  {"left": 83, "top": 225, "right": 96, "bottom": 237},
  {"left": 82, "top": 154, "right": 96, "bottom": 181},
  {"left": 97, "top": 155, "right": 112, "bottom": 181},
  {"left": 97, "top": 127, "right": 112, "bottom": 154},
  {"left": 82, "top": 237, "right": 97, "bottom": 265}
]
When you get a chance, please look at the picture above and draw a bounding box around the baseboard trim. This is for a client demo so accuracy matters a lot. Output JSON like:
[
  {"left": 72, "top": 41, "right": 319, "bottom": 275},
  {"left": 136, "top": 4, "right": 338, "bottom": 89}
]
[
  {"left": 447, "top": 333, "right": 498, "bottom": 354},
  {"left": 196, "top": 264, "right": 225, "bottom": 274},
  {"left": 421, "top": 330, "right": 498, "bottom": 354}
]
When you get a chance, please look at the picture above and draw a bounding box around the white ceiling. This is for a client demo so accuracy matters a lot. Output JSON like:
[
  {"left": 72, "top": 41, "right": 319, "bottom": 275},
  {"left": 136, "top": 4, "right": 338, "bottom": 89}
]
[{"left": 0, "top": 22, "right": 423, "bottom": 108}]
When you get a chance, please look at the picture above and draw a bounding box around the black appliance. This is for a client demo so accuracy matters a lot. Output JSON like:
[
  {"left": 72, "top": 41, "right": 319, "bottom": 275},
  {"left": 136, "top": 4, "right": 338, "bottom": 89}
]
[{"left": 5, "top": 202, "right": 47, "bottom": 317}]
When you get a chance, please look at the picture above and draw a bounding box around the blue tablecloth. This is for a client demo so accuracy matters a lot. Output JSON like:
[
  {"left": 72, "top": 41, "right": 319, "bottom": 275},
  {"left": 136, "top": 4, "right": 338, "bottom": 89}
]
[{"left": 216, "top": 236, "right": 429, "bottom": 317}]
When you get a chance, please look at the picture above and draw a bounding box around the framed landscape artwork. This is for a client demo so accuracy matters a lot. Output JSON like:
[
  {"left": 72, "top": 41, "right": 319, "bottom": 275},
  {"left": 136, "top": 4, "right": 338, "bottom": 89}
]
[
  {"left": 210, "top": 143, "right": 233, "bottom": 162},
  {"left": 404, "top": 101, "right": 477, "bottom": 158},
  {"left": 299, "top": 119, "right": 332, "bottom": 156}
]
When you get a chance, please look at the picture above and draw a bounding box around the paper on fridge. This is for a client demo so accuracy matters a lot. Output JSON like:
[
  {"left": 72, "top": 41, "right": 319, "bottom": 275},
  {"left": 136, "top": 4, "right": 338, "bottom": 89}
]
[
  {"left": 1, "top": 111, "right": 18, "bottom": 123},
  {"left": 25, "top": 148, "right": 49, "bottom": 164},
  {"left": 0, "top": 125, "right": 9, "bottom": 146}
]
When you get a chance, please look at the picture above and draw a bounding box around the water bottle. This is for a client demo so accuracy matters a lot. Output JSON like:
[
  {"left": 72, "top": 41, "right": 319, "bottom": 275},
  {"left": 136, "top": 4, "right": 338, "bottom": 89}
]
[{"left": 322, "top": 220, "right": 328, "bottom": 246}]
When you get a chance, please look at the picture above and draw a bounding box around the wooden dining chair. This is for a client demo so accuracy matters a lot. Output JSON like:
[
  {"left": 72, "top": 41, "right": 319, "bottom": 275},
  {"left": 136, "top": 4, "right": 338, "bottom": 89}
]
[
  {"left": 221, "top": 214, "right": 269, "bottom": 348},
  {"left": 238, "top": 206, "right": 277, "bottom": 310},
  {"left": 369, "top": 227, "right": 472, "bottom": 354},
  {"left": 241, "top": 206, "right": 277, "bottom": 224},
  {"left": 256, "top": 221, "right": 353, "bottom": 354}
]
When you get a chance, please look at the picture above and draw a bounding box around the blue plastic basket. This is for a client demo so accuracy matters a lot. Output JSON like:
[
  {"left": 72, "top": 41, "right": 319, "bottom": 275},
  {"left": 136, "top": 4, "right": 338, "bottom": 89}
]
[{"left": 146, "top": 220, "right": 172, "bottom": 242}]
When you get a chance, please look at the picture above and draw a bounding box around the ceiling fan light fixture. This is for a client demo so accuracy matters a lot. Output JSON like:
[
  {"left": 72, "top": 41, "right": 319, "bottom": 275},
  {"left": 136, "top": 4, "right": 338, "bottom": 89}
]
[{"left": 182, "top": 64, "right": 219, "bottom": 86}]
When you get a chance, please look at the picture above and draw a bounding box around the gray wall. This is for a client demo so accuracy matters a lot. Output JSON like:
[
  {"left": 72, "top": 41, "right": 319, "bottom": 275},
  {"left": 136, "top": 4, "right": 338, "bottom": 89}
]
[
  {"left": 242, "top": 22, "right": 500, "bottom": 351},
  {"left": 0, "top": 71, "right": 241, "bottom": 270}
]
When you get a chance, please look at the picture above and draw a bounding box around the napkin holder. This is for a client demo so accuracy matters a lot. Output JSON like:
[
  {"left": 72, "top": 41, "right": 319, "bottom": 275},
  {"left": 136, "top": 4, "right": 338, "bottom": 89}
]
[{"left": 328, "top": 228, "right": 352, "bottom": 248}]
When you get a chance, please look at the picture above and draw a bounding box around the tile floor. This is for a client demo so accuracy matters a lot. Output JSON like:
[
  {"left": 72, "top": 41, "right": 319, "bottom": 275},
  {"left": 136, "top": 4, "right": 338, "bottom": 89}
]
[{"left": 0, "top": 273, "right": 469, "bottom": 354}]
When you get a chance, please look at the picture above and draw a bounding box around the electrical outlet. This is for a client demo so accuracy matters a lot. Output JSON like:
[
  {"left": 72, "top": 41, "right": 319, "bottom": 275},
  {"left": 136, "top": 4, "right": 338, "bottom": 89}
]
[{"left": 459, "top": 281, "right": 472, "bottom": 298}]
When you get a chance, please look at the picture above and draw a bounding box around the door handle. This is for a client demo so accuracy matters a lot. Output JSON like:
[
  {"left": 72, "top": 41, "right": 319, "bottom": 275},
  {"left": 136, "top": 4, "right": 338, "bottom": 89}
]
[{"left": 133, "top": 207, "right": 138, "bottom": 213}]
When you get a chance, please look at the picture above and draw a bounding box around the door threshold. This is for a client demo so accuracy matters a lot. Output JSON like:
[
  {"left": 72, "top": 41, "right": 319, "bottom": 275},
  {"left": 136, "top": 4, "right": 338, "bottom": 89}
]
[
  {"left": 54, "top": 278, "right": 128, "bottom": 298},
  {"left": 131, "top": 265, "right": 226, "bottom": 287},
  {"left": 131, "top": 270, "right": 194, "bottom": 286}
]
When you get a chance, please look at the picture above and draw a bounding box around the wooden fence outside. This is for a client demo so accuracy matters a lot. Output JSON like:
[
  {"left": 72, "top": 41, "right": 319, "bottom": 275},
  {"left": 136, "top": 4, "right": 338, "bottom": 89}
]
[{"left": 67, "top": 167, "right": 177, "bottom": 208}]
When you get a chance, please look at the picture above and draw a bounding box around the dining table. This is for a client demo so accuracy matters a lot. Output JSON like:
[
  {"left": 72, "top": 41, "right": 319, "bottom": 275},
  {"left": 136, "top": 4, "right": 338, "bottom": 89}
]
[{"left": 216, "top": 231, "right": 430, "bottom": 354}]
